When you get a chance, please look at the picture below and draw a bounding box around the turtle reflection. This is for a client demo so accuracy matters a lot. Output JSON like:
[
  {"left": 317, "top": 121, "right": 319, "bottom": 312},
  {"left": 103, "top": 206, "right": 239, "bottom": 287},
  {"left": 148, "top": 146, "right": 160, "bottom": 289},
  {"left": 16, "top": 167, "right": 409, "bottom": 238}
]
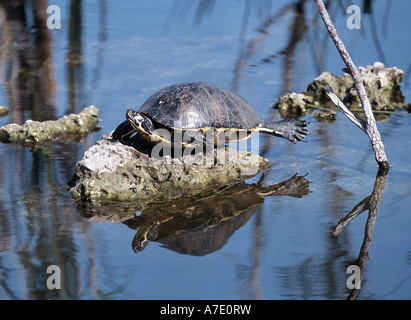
[{"left": 122, "top": 173, "right": 310, "bottom": 255}]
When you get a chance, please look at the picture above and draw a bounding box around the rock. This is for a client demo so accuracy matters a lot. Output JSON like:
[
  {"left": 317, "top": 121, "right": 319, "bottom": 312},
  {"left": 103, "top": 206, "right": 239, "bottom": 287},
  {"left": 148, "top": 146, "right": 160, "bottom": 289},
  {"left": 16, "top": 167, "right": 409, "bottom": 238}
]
[
  {"left": 0, "top": 106, "right": 8, "bottom": 117},
  {"left": 0, "top": 106, "right": 101, "bottom": 147},
  {"left": 272, "top": 92, "right": 308, "bottom": 117},
  {"left": 304, "top": 62, "right": 405, "bottom": 111},
  {"left": 67, "top": 136, "right": 269, "bottom": 203},
  {"left": 304, "top": 71, "right": 353, "bottom": 106},
  {"left": 313, "top": 110, "right": 337, "bottom": 122},
  {"left": 273, "top": 62, "right": 407, "bottom": 117}
]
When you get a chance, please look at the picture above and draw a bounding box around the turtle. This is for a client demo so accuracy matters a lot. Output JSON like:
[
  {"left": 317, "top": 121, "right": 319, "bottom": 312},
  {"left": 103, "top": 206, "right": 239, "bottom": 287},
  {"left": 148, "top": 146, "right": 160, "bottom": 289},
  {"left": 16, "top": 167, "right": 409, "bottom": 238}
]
[{"left": 112, "top": 82, "right": 307, "bottom": 151}]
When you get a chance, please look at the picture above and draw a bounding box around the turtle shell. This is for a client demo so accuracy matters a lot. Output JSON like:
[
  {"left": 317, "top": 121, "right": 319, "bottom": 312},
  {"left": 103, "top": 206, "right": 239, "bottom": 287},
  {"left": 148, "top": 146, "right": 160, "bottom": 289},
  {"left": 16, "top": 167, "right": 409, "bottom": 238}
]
[{"left": 138, "top": 82, "right": 262, "bottom": 130}]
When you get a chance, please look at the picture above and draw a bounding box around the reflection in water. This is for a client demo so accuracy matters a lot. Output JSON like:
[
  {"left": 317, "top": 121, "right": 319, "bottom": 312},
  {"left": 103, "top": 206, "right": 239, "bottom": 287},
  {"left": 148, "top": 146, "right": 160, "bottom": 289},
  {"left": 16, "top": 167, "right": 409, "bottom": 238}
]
[
  {"left": 231, "top": 1, "right": 308, "bottom": 158},
  {"left": 232, "top": 208, "right": 264, "bottom": 299},
  {"left": 0, "top": 0, "right": 408, "bottom": 300},
  {"left": 272, "top": 169, "right": 388, "bottom": 300},
  {"left": 0, "top": 0, "right": 103, "bottom": 299},
  {"left": 331, "top": 169, "right": 389, "bottom": 300},
  {"left": 0, "top": 146, "right": 96, "bottom": 299},
  {"left": 0, "top": 0, "right": 55, "bottom": 123},
  {"left": 232, "top": 2, "right": 296, "bottom": 94},
  {"left": 88, "top": 0, "right": 108, "bottom": 104},
  {"left": 66, "top": 0, "right": 84, "bottom": 114},
  {"left": 79, "top": 174, "right": 310, "bottom": 255}
]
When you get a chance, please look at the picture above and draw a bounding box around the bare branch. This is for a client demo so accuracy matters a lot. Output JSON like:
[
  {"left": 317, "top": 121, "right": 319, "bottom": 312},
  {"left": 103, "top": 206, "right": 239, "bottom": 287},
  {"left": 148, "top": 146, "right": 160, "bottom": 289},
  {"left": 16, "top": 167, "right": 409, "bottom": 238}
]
[
  {"left": 315, "top": 0, "right": 389, "bottom": 170},
  {"left": 325, "top": 87, "right": 366, "bottom": 132}
]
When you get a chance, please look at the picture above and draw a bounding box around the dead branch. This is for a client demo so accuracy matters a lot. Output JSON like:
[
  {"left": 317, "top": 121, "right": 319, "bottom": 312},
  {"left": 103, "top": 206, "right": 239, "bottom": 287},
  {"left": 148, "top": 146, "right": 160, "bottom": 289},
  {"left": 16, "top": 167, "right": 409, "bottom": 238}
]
[{"left": 315, "top": 0, "right": 389, "bottom": 171}]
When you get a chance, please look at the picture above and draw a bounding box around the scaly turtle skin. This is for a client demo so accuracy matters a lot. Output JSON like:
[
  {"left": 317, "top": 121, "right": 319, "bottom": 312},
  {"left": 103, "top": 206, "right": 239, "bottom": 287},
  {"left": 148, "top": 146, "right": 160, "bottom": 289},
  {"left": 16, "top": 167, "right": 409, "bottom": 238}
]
[{"left": 113, "top": 82, "right": 307, "bottom": 149}]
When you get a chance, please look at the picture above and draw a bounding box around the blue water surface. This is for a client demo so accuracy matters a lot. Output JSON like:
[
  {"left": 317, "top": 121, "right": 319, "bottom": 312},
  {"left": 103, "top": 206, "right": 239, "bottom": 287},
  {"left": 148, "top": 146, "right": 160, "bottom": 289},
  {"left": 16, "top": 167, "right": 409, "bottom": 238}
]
[{"left": 1, "top": 0, "right": 411, "bottom": 300}]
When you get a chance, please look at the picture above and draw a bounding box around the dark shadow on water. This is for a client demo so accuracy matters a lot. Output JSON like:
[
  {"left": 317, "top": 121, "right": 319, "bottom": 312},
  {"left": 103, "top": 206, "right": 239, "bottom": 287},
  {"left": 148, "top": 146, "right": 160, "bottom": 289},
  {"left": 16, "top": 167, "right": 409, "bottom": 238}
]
[{"left": 78, "top": 173, "right": 310, "bottom": 255}]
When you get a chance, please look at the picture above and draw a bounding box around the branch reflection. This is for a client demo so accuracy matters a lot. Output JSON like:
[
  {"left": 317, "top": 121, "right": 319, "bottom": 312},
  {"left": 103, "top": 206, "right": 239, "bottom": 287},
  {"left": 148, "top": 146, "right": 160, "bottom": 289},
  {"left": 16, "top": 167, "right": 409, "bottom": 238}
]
[{"left": 331, "top": 168, "right": 389, "bottom": 300}]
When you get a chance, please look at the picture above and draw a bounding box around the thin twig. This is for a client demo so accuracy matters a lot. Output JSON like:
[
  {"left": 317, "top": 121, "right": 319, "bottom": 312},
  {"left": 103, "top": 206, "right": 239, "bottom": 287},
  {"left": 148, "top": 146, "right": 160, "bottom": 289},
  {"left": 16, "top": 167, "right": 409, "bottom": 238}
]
[
  {"left": 325, "top": 87, "right": 366, "bottom": 132},
  {"left": 315, "top": 0, "right": 389, "bottom": 170}
]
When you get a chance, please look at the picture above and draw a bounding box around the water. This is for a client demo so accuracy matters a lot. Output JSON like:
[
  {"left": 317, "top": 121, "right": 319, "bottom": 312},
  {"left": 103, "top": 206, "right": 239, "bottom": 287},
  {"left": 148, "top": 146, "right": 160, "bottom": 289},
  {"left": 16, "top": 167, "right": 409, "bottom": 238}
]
[{"left": 1, "top": 0, "right": 411, "bottom": 300}]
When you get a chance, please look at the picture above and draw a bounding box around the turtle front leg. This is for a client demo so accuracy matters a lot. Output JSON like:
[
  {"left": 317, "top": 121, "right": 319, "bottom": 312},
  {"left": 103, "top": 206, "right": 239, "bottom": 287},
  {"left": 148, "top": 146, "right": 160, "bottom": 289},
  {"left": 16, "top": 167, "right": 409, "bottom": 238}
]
[
  {"left": 257, "top": 118, "right": 308, "bottom": 143},
  {"left": 112, "top": 120, "right": 136, "bottom": 143}
]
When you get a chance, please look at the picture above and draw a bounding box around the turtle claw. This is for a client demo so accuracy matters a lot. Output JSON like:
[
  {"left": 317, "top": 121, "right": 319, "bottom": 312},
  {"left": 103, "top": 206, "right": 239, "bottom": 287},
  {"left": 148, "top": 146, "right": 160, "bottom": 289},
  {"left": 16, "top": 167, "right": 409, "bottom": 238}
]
[
  {"left": 294, "top": 120, "right": 309, "bottom": 142},
  {"left": 264, "top": 118, "right": 308, "bottom": 143}
]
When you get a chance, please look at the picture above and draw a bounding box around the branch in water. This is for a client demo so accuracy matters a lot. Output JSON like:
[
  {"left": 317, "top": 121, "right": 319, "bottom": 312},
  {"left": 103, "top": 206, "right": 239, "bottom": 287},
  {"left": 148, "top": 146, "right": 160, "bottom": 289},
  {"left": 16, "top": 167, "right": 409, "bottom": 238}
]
[{"left": 315, "top": 0, "right": 389, "bottom": 171}]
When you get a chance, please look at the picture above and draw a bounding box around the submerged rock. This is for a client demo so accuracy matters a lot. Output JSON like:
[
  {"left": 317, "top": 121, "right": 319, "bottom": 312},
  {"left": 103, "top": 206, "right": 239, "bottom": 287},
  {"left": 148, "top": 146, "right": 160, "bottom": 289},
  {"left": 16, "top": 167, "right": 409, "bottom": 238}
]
[
  {"left": 0, "top": 105, "right": 101, "bottom": 147},
  {"left": 67, "top": 135, "right": 269, "bottom": 203}
]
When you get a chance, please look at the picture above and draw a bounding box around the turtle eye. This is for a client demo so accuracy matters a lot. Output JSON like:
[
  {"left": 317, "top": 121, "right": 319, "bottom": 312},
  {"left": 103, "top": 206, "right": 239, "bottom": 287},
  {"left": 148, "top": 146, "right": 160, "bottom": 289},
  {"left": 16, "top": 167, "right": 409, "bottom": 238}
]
[{"left": 133, "top": 114, "right": 144, "bottom": 123}]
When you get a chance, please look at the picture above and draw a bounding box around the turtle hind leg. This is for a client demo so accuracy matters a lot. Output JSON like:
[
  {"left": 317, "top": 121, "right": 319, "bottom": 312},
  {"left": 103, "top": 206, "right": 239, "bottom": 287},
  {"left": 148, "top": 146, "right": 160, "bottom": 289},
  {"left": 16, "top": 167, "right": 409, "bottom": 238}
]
[{"left": 257, "top": 118, "right": 308, "bottom": 143}]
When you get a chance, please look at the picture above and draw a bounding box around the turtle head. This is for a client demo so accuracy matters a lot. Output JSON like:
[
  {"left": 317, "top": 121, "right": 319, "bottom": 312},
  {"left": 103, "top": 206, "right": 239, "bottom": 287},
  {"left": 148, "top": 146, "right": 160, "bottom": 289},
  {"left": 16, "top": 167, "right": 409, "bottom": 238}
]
[
  {"left": 126, "top": 109, "right": 155, "bottom": 135},
  {"left": 126, "top": 109, "right": 144, "bottom": 124}
]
